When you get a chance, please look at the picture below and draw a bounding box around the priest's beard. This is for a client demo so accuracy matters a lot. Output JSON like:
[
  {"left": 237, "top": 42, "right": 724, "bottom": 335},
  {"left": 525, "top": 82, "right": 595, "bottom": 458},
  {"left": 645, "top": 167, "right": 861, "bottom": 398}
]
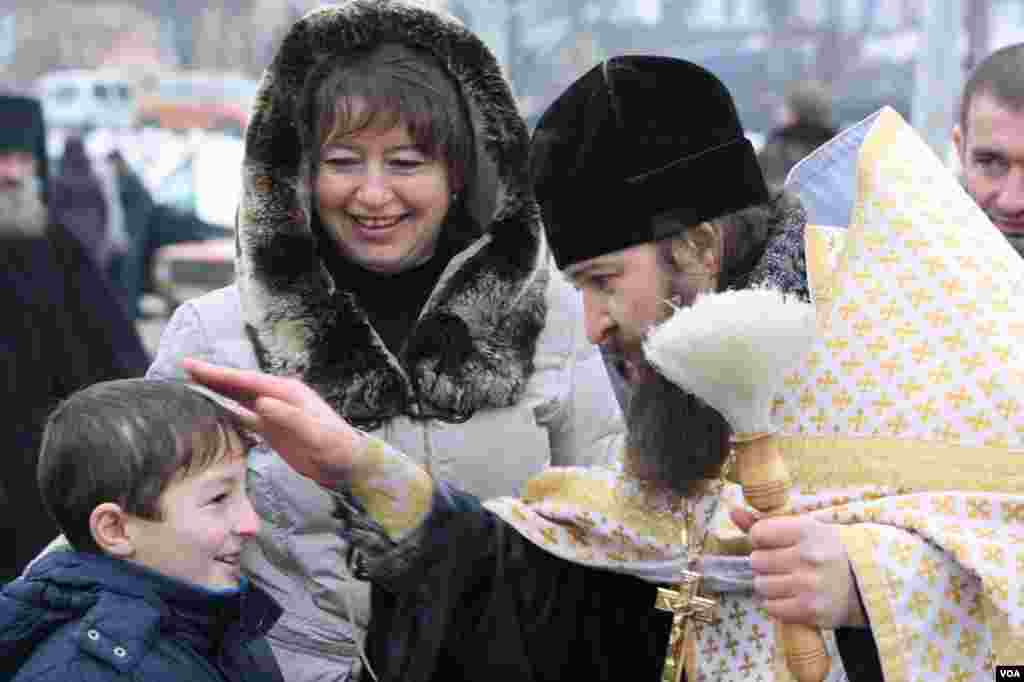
[
  {"left": 0, "top": 177, "right": 47, "bottom": 237},
  {"left": 624, "top": 369, "right": 732, "bottom": 498}
]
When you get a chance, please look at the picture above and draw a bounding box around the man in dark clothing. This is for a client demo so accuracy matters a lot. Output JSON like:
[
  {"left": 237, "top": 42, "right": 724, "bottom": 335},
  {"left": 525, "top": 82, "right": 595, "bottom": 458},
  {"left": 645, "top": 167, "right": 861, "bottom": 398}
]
[
  {"left": 0, "top": 92, "right": 150, "bottom": 582},
  {"left": 758, "top": 79, "right": 838, "bottom": 190},
  {"left": 51, "top": 136, "right": 111, "bottom": 269},
  {"left": 104, "top": 148, "right": 227, "bottom": 320}
]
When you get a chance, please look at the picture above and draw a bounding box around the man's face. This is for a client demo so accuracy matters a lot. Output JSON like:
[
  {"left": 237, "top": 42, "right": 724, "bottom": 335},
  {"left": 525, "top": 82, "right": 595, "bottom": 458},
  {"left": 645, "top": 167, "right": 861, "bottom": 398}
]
[
  {"left": 567, "top": 243, "right": 674, "bottom": 384},
  {"left": 955, "top": 91, "right": 1024, "bottom": 237},
  {"left": 0, "top": 150, "right": 36, "bottom": 191}
]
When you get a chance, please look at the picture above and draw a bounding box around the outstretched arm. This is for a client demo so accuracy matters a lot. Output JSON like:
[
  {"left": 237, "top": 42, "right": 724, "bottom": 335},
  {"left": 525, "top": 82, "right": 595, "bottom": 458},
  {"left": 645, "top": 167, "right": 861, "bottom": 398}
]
[{"left": 183, "top": 358, "right": 433, "bottom": 539}]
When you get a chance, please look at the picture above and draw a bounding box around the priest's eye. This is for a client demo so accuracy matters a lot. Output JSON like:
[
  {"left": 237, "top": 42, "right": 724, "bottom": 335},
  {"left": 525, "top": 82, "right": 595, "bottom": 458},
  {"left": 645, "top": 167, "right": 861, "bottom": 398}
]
[
  {"left": 589, "top": 275, "right": 613, "bottom": 292},
  {"left": 570, "top": 272, "right": 613, "bottom": 293},
  {"left": 974, "top": 154, "right": 1009, "bottom": 177}
]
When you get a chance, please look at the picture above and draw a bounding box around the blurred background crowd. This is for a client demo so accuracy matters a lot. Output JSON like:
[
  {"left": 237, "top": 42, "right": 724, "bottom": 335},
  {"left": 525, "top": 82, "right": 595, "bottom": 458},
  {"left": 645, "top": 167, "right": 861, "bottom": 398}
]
[{"left": 1, "top": 0, "right": 1020, "bottom": 352}]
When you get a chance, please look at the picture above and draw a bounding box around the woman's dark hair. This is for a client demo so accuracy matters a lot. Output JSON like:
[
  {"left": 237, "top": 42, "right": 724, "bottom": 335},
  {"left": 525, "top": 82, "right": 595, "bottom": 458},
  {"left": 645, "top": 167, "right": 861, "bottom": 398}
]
[
  {"left": 306, "top": 43, "right": 474, "bottom": 193},
  {"left": 37, "top": 378, "right": 256, "bottom": 554}
]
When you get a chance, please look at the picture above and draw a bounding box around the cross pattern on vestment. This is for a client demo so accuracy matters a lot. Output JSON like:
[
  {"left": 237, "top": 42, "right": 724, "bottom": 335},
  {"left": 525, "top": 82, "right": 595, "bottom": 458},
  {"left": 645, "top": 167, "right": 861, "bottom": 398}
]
[{"left": 655, "top": 569, "right": 717, "bottom": 682}]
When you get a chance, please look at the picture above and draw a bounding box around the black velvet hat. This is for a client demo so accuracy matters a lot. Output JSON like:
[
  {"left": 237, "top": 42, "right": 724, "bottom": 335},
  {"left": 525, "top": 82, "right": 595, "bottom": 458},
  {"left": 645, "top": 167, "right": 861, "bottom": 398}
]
[
  {"left": 531, "top": 55, "right": 769, "bottom": 269},
  {"left": 0, "top": 93, "right": 50, "bottom": 204}
]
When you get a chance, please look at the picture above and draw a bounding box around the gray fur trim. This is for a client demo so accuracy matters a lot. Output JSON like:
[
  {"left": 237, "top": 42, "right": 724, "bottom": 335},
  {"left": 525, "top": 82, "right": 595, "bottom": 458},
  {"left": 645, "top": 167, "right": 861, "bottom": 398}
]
[
  {"left": 720, "top": 189, "right": 809, "bottom": 299},
  {"left": 235, "top": 0, "right": 546, "bottom": 427}
]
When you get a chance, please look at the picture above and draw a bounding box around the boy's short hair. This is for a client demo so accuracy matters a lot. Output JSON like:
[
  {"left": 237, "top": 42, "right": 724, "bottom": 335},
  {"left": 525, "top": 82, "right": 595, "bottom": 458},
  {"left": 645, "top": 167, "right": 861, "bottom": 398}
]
[{"left": 37, "top": 378, "right": 256, "bottom": 554}]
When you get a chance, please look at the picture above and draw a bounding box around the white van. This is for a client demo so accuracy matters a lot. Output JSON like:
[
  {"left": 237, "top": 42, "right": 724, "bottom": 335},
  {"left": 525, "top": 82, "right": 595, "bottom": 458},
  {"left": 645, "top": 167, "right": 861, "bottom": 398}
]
[{"left": 35, "top": 69, "right": 138, "bottom": 130}]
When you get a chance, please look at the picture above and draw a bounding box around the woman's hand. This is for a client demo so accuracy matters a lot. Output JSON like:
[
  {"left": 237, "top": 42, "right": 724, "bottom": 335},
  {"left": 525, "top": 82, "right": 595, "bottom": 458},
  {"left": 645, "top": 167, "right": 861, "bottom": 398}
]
[{"left": 183, "top": 358, "right": 364, "bottom": 488}]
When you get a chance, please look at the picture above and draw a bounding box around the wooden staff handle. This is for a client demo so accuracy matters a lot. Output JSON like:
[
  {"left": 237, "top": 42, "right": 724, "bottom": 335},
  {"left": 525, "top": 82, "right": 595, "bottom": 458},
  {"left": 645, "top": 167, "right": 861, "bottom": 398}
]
[{"left": 732, "top": 432, "right": 831, "bottom": 682}]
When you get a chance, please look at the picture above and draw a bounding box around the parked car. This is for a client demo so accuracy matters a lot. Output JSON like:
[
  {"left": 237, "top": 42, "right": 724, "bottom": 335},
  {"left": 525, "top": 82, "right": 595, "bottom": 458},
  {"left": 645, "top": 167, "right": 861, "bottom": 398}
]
[
  {"left": 148, "top": 128, "right": 243, "bottom": 309},
  {"left": 136, "top": 71, "right": 258, "bottom": 137},
  {"left": 152, "top": 236, "right": 235, "bottom": 309},
  {"left": 36, "top": 69, "right": 138, "bottom": 130}
]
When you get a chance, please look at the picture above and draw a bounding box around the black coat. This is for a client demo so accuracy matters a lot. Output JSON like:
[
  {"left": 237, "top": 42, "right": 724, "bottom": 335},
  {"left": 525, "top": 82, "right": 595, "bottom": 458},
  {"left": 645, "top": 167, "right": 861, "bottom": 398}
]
[
  {"left": 358, "top": 485, "right": 884, "bottom": 682},
  {"left": 758, "top": 122, "right": 839, "bottom": 190},
  {"left": 0, "top": 223, "right": 149, "bottom": 582}
]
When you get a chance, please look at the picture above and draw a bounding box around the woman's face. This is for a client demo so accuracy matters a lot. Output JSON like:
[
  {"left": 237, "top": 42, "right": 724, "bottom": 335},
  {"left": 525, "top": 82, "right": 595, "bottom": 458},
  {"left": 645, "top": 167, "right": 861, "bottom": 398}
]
[{"left": 316, "top": 102, "right": 452, "bottom": 274}]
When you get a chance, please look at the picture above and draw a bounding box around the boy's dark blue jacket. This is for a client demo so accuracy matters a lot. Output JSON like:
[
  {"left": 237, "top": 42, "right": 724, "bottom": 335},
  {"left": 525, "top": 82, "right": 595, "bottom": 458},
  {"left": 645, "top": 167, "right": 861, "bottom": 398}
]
[{"left": 0, "top": 550, "right": 284, "bottom": 681}]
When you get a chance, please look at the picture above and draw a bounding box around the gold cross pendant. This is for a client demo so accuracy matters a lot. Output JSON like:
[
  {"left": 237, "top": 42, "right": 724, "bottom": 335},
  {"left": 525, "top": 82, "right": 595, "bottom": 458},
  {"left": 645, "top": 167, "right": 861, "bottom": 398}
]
[{"left": 655, "top": 569, "right": 717, "bottom": 682}]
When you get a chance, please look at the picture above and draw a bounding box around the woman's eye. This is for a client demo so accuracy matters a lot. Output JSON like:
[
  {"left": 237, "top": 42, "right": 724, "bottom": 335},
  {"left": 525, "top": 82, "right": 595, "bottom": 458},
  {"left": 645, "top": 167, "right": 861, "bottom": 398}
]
[
  {"left": 323, "top": 156, "right": 359, "bottom": 169},
  {"left": 209, "top": 492, "right": 229, "bottom": 505},
  {"left": 390, "top": 157, "right": 425, "bottom": 171}
]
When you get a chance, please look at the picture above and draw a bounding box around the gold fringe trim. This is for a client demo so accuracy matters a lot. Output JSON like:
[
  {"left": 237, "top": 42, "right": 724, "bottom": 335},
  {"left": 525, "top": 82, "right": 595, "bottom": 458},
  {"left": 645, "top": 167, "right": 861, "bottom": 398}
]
[
  {"left": 838, "top": 525, "right": 908, "bottom": 682},
  {"left": 767, "top": 435, "right": 1024, "bottom": 494},
  {"left": 523, "top": 468, "right": 688, "bottom": 547},
  {"left": 983, "top": 588, "right": 1023, "bottom": 664},
  {"left": 349, "top": 436, "right": 434, "bottom": 539},
  {"left": 857, "top": 108, "right": 903, "bottom": 183},
  {"left": 804, "top": 224, "right": 845, "bottom": 326}
]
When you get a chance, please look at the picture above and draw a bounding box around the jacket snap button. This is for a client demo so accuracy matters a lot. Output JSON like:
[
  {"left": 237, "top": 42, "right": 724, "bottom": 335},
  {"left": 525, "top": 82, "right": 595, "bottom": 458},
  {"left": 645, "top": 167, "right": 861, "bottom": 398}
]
[
  {"left": 113, "top": 646, "right": 127, "bottom": 658},
  {"left": 87, "top": 629, "right": 100, "bottom": 641}
]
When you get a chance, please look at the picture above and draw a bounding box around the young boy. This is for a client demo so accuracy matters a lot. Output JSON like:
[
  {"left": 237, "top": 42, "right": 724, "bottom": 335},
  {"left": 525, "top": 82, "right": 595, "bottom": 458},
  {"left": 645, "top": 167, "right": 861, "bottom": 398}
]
[{"left": 0, "top": 378, "right": 284, "bottom": 682}]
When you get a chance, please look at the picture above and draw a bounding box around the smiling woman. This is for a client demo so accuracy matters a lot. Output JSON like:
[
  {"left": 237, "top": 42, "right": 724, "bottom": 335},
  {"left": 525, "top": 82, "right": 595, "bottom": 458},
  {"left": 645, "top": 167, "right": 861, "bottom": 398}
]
[{"left": 144, "top": 2, "right": 625, "bottom": 680}]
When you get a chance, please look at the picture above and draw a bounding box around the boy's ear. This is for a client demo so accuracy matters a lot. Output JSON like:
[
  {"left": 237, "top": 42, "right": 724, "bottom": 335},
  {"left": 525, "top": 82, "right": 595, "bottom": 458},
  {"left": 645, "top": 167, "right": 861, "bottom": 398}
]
[{"left": 89, "top": 503, "right": 135, "bottom": 558}]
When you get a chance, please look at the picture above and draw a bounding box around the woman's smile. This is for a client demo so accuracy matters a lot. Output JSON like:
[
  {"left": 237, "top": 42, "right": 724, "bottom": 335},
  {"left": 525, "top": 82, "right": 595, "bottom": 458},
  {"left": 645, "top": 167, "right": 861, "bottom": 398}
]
[{"left": 350, "top": 213, "right": 408, "bottom": 229}]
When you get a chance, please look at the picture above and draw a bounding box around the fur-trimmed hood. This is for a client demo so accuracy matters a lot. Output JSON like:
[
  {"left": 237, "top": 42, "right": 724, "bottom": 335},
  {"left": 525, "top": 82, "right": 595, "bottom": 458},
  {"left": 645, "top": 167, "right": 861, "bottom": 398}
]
[{"left": 235, "top": 0, "right": 547, "bottom": 428}]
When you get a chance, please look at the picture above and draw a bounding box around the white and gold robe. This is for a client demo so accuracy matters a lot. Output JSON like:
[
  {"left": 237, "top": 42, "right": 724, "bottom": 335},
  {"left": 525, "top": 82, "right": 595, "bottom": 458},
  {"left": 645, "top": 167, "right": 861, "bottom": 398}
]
[{"left": 487, "top": 107, "right": 1024, "bottom": 681}]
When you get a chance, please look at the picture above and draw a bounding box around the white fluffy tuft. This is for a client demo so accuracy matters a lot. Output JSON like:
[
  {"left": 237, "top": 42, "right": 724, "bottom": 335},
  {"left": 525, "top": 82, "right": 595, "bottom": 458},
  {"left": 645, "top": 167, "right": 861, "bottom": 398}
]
[{"left": 643, "top": 288, "right": 817, "bottom": 434}]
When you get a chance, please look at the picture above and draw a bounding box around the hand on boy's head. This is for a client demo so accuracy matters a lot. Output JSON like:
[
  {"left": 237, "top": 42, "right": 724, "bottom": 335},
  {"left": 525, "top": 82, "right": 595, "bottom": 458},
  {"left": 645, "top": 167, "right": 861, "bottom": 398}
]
[{"left": 183, "top": 358, "right": 364, "bottom": 488}]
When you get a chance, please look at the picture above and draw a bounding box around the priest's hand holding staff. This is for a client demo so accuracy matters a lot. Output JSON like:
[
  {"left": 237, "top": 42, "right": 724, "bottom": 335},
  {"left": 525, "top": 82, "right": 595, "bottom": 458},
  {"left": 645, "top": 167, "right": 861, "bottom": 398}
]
[{"left": 730, "top": 510, "right": 868, "bottom": 630}]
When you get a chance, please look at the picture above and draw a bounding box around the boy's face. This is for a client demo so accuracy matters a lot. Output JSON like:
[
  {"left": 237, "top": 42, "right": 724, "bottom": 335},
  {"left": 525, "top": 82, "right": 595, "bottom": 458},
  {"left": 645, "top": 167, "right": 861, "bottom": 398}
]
[{"left": 126, "top": 440, "right": 260, "bottom": 589}]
